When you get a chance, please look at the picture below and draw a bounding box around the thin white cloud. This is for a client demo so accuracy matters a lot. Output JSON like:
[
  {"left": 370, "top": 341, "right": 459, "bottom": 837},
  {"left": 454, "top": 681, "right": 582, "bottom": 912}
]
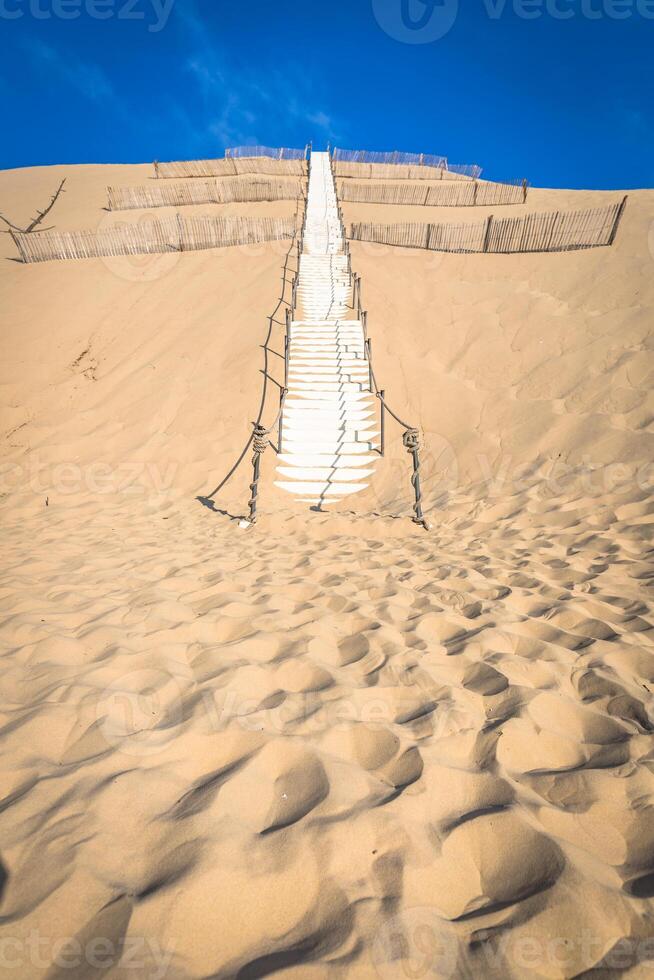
[{"left": 176, "top": 1, "right": 344, "bottom": 149}]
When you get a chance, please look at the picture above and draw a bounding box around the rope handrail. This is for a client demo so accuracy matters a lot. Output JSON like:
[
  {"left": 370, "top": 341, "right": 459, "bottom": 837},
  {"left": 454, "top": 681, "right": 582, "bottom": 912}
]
[
  {"left": 367, "top": 356, "right": 414, "bottom": 432},
  {"left": 202, "top": 187, "right": 307, "bottom": 508}
]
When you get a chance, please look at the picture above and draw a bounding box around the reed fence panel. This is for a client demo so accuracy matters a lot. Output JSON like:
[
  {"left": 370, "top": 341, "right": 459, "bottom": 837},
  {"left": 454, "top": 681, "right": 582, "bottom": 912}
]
[
  {"left": 339, "top": 180, "right": 526, "bottom": 207},
  {"left": 154, "top": 158, "right": 307, "bottom": 179},
  {"left": 108, "top": 177, "right": 303, "bottom": 211},
  {"left": 12, "top": 215, "right": 296, "bottom": 263},
  {"left": 348, "top": 199, "right": 627, "bottom": 255},
  {"left": 226, "top": 145, "right": 307, "bottom": 160},
  {"left": 333, "top": 148, "right": 482, "bottom": 179},
  {"left": 335, "top": 161, "right": 475, "bottom": 182}
]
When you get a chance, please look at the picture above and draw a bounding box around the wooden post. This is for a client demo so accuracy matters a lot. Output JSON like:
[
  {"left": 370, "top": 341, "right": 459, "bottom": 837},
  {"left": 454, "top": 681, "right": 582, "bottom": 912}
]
[
  {"left": 176, "top": 212, "right": 184, "bottom": 251},
  {"left": 522, "top": 179, "right": 528, "bottom": 203},
  {"left": 284, "top": 330, "right": 289, "bottom": 388},
  {"left": 608, "top": 195, "right": 628, "bottom": 245},
  {"left": 410, "top": 446, "right": 425, "bottom": 525},
  {"left": 483, "top": 214, "right": 494, "bottom": 253},
  {"left": 248, "top": 426, "right": 266, "bottom": 524},
  {"left": 545, "top": 212, "right": 561, "bottom": 252},
  {"left": 362, "top": 310, "right": 368, "bottom": 342},
  {"left": 379, "top": 391, "right": 385, "bottom": 456},
  {"left": 367, "top": 338, "right": 373, "bottom": 393},
  {"left": 473, "top": 182, "right": 478, "bottom": 206},
  {"left": 278, "top": 387, "right": 285, "bottom": 455},
  {"left": 8, "top": 228, "right": 28, "bottom": 263}
]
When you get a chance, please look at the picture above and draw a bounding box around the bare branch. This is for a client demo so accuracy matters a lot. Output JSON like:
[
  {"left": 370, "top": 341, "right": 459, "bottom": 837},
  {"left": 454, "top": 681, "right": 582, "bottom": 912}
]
[
  {"left": 0, "top": 213, "right": 25, "bottom": 232},
  {"left": 25, "top": 179, "right": 66, "bottom": 232},
  {"left": 0, "top": 178, "right": 67, "bottom": 236}
]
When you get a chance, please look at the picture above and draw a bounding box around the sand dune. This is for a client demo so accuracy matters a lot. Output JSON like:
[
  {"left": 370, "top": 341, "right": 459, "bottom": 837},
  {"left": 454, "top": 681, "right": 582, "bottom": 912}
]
[{"left": 0, "top": 161, "right": 653, "bottom": 978}]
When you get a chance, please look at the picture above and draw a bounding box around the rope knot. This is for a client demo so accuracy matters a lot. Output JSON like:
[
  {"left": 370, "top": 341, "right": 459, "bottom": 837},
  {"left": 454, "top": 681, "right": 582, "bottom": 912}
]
[
  {"left": 252, "top": 425, "right": 269, "bottom": 457},
  {"left": 403, "top": 428, "right": 421, "bottom": 453}
]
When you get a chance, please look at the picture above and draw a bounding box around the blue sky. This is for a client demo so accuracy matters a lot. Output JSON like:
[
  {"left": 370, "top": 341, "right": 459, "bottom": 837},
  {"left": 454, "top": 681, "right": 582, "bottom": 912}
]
[{"left": 0, "top": 0, "right": 652, "bottom": 188}]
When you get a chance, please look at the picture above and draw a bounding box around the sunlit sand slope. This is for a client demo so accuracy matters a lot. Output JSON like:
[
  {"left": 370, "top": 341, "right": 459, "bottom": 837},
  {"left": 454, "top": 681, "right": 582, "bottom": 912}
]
[{"left": 0, "top": 163, "right": 653, "bottom": 978}]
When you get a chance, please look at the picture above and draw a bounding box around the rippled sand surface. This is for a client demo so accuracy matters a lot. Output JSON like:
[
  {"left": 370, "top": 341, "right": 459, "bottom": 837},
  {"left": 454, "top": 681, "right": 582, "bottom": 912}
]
[{"left": 0, "top": 164, "right": 652, "bottom": 978}]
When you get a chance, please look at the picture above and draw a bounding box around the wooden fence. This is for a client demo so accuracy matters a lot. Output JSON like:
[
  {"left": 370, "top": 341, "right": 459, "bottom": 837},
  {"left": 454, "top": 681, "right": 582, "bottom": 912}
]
[
  {"left": 339, "top": 179, "right": 527, "bottom": 207},
  {"left": 333, "top": 147, "right": 448, "bottom": 168},
  {"left": 154, "top": 158, "right": 307, "bottom": 179},
  {"left": 108, "top": 177, "right": 303, "bottom": 211},
  {"left": 11, "top": 215, "right": 297, "bottom": 264},
  {"left": 332, "top": 147, "right": 482, "bottom": 178},
  {"left": 348, "top": 198, "right": 628, "bottom": 255},
  {"left": 335, "top": 161, "right": 475, "bottom": 182},
  {"left": 225, "top": 145, "right": 308, "bottom": 160}
]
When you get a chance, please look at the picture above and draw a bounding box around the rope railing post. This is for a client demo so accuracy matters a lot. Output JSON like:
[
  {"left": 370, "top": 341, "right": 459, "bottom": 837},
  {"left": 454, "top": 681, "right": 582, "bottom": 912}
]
[
  {"left": 246, "top": 388, "right": 288, "bottom": 524},
  {"left": 403, "top": 428, "right": 428, "bottom": 530},
  {"left": 278, "top": 387, "right": 285, "bottom": 455},
  {"left": 366, "top": 338, "right": 373, "bottom": 392},
  {"left": 248, "top": 424, "right": 267, "bottom": 523},
  {"left": 284, "top": 322, "right": 289, "bottom": 388},
  {"left": 379, "top": 390, "right": 385, "bottom": 456}
]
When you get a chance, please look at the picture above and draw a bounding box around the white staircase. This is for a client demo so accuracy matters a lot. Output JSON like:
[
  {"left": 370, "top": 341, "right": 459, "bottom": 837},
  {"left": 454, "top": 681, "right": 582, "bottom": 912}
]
[{"left": 275, "top": 152, "right": 379, "bottom": 507}]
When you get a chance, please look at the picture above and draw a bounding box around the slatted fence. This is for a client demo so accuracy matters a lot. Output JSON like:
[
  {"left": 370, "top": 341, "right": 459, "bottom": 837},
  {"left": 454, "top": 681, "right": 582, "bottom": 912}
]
[
  {"left": 154, "top": 158, "right": 307, "bottom": 179},
  {"left": 348, "top": 199, "right": 628, "bottom": 255},
  {"left": 334, "top": 161, "right": 476, "bottom": 182},
  {"left": 108, "top": 177, "right": 303, "bottom": 211},
  {"left": 11, "top": 215, "right": 296, "bottom": 264},
  {"left": 333, "top": 147, "right": 482, "bottom": 179},
  {"left": 339, "top": 179, "right": 527, "bottom": 207},
  {"left": 226, "top": 145, "right": 308, "bottom": 160}
]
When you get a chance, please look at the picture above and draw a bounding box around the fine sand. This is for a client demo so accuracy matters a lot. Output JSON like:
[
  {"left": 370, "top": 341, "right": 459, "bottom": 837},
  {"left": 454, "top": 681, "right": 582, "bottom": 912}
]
[{"left": 0, "top": 162, "right": 653, "bottom": 979}]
